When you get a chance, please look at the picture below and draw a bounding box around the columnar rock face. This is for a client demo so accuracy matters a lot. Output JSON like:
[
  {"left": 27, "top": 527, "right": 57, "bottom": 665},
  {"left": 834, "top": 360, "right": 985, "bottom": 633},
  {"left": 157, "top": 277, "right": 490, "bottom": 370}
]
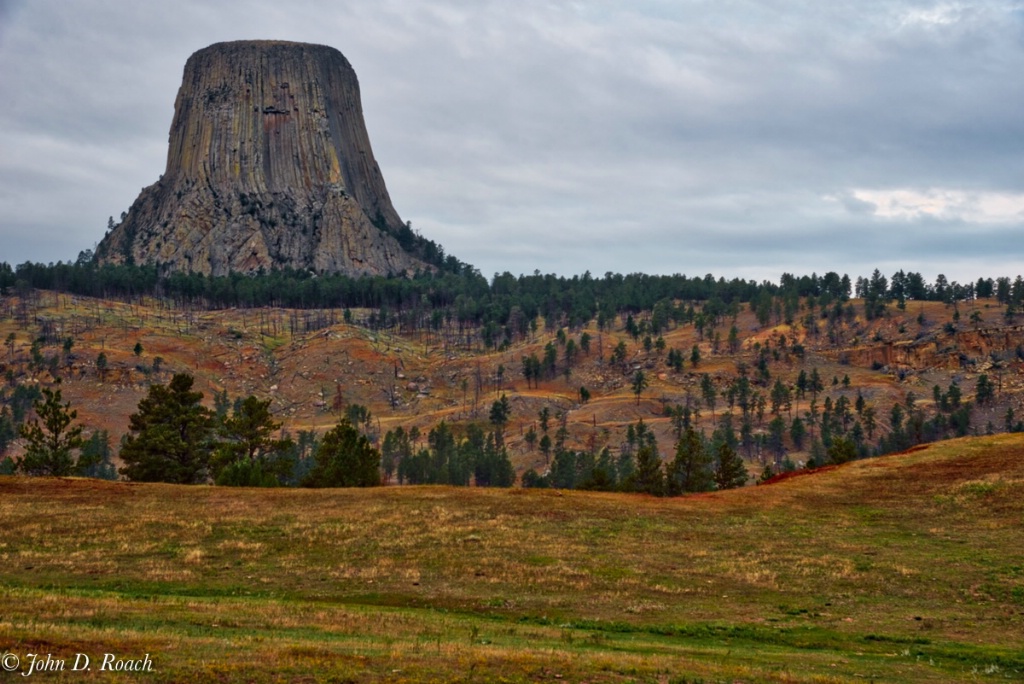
[{"left": 97, "top": 40, "right": 428, "bottom": 277}]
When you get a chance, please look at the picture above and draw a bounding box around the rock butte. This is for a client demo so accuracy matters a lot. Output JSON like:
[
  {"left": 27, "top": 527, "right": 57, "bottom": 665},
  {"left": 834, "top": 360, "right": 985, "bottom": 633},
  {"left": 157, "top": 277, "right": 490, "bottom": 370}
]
[{"left": 98, "top": 40, "right": 429, "bottom": 277}]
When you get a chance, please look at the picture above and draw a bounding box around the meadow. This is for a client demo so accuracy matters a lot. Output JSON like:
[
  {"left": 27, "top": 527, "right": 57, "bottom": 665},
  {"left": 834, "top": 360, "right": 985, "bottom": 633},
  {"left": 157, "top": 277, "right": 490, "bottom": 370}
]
[{"left": 2, "top": 434, "right": 1023, "bottom": 682}]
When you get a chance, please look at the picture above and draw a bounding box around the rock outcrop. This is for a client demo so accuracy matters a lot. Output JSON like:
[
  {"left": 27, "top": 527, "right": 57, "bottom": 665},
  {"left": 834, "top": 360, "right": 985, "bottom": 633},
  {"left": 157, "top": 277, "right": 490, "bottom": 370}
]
[{"left": 97, "top": 40, "right": 428, "bottom": 277}]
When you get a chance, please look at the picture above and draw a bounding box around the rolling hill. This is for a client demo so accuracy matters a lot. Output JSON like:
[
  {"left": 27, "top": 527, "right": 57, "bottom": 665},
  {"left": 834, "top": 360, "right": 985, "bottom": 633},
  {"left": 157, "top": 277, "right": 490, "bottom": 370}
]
[{"left": 2, "top": 434, "right": 1023, "bottom": 682}]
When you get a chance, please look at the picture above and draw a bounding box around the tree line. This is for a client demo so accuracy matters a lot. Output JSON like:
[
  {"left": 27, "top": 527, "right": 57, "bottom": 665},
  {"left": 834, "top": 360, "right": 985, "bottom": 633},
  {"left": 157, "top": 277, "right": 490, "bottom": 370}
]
[
  {"left": 1, "top": 373, "right": 380, "bottom": 488},
  {"left": 5, "top": 260, "right": 1020, "bottom": 348}
]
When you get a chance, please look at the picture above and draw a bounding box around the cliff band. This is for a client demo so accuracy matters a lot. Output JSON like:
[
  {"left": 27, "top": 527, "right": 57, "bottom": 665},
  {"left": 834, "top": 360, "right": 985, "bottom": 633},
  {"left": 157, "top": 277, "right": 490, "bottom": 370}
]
[{"left": 97, "top": 40, "right": 427, "bottom": 277}]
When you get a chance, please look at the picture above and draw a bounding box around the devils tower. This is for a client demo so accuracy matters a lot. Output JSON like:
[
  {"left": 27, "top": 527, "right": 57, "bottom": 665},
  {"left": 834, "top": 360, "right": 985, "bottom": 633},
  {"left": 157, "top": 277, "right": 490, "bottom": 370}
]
[{"left": 97, "top": 40, "right": 430, "bottom": 277}]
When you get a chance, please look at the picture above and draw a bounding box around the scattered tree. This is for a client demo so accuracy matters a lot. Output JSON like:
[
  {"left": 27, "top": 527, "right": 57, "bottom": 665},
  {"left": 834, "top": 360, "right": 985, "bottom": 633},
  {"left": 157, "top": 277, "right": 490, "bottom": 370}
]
[
  {"left": 714, "top": 441, "right": 748, "bottom": 490},
  {"left": 16, "top": 382, "right": 84, "bottom": 476},
  {"left": 666, "top": 427, "right": 714, "bottom": 495},
  {"left": 627, "top": 443, "right": 664, "bottom": 495},
  {"left": 213, "top": 395, "right": 292, "bottom": 486},
  {"left": 632, "top": 369, "right": 648, "bottom": 405},
  {"left": 489, "top": 394, "right": 511, "bottom": 446},
  {"left": 303, "top": 420, "right": 381, "bottom": 488},
  {"left": 119, "top": 373, "right": 215, "bottom": 483}
]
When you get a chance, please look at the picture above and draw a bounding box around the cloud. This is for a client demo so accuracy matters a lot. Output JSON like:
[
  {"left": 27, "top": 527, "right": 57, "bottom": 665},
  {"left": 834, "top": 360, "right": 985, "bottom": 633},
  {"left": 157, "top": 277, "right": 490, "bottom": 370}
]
[
  {"left": 1, "top": 0, "right": 1022, "bottom": 285},
  {"left": 851, "top": 188, "right": 1024, "bottom": 223}
]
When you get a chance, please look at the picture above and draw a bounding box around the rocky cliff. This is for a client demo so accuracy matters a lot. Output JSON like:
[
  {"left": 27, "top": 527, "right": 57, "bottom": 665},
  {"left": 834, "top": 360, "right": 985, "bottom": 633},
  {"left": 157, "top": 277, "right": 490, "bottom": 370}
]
[{"left": 97, "top": 40, "right": 429, "bottom": 277}]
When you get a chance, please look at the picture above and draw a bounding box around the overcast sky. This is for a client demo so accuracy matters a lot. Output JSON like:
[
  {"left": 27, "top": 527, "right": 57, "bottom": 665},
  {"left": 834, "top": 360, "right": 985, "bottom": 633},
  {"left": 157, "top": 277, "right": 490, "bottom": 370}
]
[{"left": 1, "top": 0, "right": 1022, "bottom": 285}]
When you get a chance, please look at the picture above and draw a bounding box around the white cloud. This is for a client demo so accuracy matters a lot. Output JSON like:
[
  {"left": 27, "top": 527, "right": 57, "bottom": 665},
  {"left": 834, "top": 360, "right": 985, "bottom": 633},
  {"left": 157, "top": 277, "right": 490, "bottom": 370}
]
[
  {"left": 899, "top": 3, "right": 965, "bottom": 28},
  {"left": 849, "top": 188, "right": 1024, "bottom": 223}
]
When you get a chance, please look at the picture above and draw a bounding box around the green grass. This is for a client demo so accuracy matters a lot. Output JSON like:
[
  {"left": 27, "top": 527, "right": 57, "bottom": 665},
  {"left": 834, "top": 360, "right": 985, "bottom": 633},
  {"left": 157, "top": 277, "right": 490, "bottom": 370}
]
[{"left": 2, "top": 434, "right": 1024, "bottom": 681}]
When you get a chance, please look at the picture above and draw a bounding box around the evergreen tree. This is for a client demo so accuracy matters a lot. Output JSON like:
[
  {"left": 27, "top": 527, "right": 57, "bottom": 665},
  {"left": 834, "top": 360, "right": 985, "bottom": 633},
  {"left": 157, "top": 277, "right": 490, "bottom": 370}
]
[
  {"left": 550, "top": 448, "right": 577, "bottom": 489},
  {"left": 489, "top": 394, "right": 511, "bottom": 446},
  {"left": 0, "top": 408, "right": 16, "bottom": 457},
  {"left": 975, "top": 374, "right": 995, "bottom": 406},
  {"left": 427, "top": 421, "right": 466, "bottom": 485},
  {"left": 382, "top": 427, "right": 413, "bottom": 484},
  {"left": 539, "top": 407, "right": 551, "bottom": 434},
  {"left": 767, "top": 415, "right": 787, "bottom": 462},
  {"left": 303, "top": 420, "right": 380, "bottom": 487},
  {"left": 119, "top": 373, "right": 215, "bottom": 483},
  {"left": 666, "top": 426, "right": 714, "bottom": 495},
  {"left": 827, "top": 436, "right": 857, "bottom": 465},
  {"left": 78, "top": 429, "right": 117, "bottom": 480},
  {"left": 17, "top": 382, "right": 84, "bottom": 476},
  {"left": 213, "top": 395, "right": 292, "bottom": 486},
  {"left": 700, "top": 373, "right": 717, "bottom": 418},
  {"left": 539, "top": 434, "right": 552, "bottom": 463},
  {"left": 808, "top": 367, "right": 824, "bottom": 400},
  {"left": 213, "top": 389, "right": 232, "bottom": 420},
  {"left": 524, "top": 425, "right": 537, "bottom": 451},
  {"left": 628, "top": 443, "right": 664, "bottom": 495},
  {"left": 632, "top": 369, "right": 648, "bottom": 405},
  {"left": 521, "top": 469, "right": 550, "bottom": 488},
  {"left": 610, "top": 340, "right": 628, "bottom": 368},
  {"left": 473, "top": 432, "right": 515, "bottom": 487},
  {"left": 789, "top": 416, "right": 806, "bottom": 451},
  {"left": 714, "top": 441, "right": 748, "bottom": 490},
  {"left": 616, "top": 445, "right": 636, "bottom": 484},
  {"left": 579, "top": 447, "right": 617, "bottom": 490}
]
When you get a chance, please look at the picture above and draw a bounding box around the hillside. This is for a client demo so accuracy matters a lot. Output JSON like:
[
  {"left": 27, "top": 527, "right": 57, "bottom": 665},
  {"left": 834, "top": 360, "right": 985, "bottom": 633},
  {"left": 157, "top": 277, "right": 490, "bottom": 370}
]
[
  {"left": 2, "top": 434, "right": 1023, "bottom": 681},
  {"left": 2, "top": 289, "right": 1022, "bottom": 481}
]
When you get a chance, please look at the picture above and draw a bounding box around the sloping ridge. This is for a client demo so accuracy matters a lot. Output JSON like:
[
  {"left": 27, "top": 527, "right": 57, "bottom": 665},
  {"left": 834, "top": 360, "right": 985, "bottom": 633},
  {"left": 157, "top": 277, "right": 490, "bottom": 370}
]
[{"left": 752, "top": 433, "right": 1024, "bottom": 512}]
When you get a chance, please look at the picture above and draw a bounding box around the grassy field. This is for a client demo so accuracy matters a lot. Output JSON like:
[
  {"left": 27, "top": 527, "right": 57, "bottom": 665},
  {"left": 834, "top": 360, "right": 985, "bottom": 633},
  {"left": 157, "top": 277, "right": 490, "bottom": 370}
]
[{"left": 2, "top": 434, "right": 1024, "bottom": 682}]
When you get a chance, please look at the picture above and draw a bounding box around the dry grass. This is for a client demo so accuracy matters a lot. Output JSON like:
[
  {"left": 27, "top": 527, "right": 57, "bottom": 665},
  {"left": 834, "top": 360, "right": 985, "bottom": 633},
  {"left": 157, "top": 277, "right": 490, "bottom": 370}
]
[
  {"left": 5, "top": 292, "right": 1023, "bottom": 479},
  {"left": 2, "top": 434, "right": 1024, "bottom": 681}
]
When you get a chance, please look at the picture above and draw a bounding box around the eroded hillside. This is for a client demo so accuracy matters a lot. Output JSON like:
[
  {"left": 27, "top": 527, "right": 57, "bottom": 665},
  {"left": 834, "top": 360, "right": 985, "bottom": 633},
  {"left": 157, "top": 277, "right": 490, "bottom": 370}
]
[{"left": 2, "top": 290, "right": 1022, "bottom": 478}]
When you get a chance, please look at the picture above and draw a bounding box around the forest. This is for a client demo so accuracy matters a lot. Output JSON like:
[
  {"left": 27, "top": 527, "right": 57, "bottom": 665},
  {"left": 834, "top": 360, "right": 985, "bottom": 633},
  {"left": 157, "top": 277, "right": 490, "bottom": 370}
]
[
  {"left": 2, "top": 257, "right": 1023, "bottom": 495},
  {"left": 3, "top": 258, "right": 1022, "bottom": 339}
]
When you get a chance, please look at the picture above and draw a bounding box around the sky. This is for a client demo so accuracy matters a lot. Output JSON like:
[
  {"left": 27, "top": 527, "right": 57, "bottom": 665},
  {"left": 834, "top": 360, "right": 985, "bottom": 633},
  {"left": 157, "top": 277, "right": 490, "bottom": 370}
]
[{"left": 1, "top": 0, "right": 1022, "bottom": 285}]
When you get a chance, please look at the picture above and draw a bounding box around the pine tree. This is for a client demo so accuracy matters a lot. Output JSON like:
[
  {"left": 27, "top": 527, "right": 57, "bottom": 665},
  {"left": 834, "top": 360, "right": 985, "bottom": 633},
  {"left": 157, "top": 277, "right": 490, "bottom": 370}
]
[
  {"left": 975, "top": 374, "right": 995, "bottom": 406},
  {"left": 666, "top": 426, "right": 714, "bottom": 495},
  {"left": 789, "top": 416, "right": 806, "bottom": 451},
  {"left": 827, "top": 436, "right": 858, "bottom": 465},
  {"left": 550, "top": 448, "right": 577, "bottom": 489},
  {"left": 119, "top": 373, "right": 215, "bottom": 483},
  {"left": 213, "top": 395, "right": 292, "bottom": 486},
  {"left": 78, "top": 429, "right": 117, "bottom": 480},
  {"left": 700, "top": 373, "right": 717, "bottom": 419},
  {"left": 489, "top": 394, "right": 511, "bottom": 446},
  {"left": 473, "top": 432, "right": 515, "bottom": 487},
  {"left": 303, "top": 420, "right": 380, "bottom": 488},
  {"left": 714, "top": 441, "right": 748, "bottom": 490},
  {"left": 628, "top": 444, "right": 664, "bottom": 495},
  {"left": 17, "top": 382, "right": 84, "bottom": 476},
  {"left": 381, "top": 427, "right": 413, "bottom": 484},
  {"left": 632, "top": 369, "right": 648, "bottom": 405}
]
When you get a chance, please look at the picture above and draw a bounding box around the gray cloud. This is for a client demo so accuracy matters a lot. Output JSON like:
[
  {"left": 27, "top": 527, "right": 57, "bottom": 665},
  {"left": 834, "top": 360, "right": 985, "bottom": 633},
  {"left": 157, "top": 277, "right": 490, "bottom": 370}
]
[{"left": 1, "top": 0, "right": 1021, "bottom": 285}]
